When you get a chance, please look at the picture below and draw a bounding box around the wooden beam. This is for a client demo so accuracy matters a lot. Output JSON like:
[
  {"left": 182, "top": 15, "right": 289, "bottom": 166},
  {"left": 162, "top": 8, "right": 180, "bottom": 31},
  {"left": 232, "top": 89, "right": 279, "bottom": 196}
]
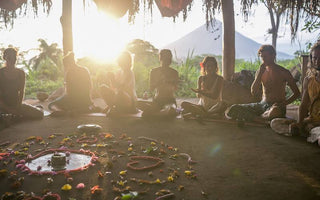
[
  {"left": 221, "top": 0, "right": 235, "bottom": 81},
  {"left": 300, "top": 54, "right": 309, "bottom": 94},
  {"left": 61, "top": 0, "right": 73, "bottom": 56}
]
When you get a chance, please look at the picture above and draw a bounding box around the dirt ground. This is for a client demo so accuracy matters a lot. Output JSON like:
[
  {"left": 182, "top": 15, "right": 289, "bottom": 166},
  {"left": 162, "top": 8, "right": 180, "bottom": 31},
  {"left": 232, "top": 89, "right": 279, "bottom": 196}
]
[{"left": 1, "top": 100, "right": 320, "bottom": 200}]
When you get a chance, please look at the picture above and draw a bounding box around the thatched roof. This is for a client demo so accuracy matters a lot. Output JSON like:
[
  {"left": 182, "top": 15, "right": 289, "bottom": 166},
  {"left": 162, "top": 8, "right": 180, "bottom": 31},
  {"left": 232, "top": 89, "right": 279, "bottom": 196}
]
[
  {"left": 0, "top": 0, "right": 52, "bottom": 26},
  {"left": 0, "top": 0, "right": 319, "bottom": 39},
  {"left": 201, "top": 0, "right": 320, "bottom": 39}
]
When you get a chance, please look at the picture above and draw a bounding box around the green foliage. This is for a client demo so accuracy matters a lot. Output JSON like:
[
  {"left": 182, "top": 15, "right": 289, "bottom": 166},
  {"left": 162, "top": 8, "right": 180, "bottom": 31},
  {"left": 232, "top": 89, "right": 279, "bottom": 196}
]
[
  {"left": 23, "top": 56, "right": 64, "bottom": 99},
  {"left": 172, "top": 51, "right": 199, "bottom": 97},
  {"left": 133, "top": 62, "right": 152, "bottom": 97},
  {"left": 235, "top": 59, "right": 260, "bottom": 72},
  {"left": 25, "top": 77, "right": 64, "bottom": 99},
  {"left": 277, "top": 58, "right": 300, "bottom": 70},
  {"left": 302, "top": 20, "right": 320, "bottom": 34}
]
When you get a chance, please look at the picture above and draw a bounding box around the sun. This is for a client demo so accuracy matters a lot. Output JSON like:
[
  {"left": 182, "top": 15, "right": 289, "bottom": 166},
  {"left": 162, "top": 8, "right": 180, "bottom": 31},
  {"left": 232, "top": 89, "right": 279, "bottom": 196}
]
[{"left": 72, "top": 4, "right": 130, "bottom": 63}]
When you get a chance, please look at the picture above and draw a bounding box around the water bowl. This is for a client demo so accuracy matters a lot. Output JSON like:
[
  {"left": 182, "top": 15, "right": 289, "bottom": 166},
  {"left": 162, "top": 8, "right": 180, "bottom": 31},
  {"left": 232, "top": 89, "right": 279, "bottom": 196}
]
[{"left": 16, "top": 149, "right": 97, "bottom": 175}]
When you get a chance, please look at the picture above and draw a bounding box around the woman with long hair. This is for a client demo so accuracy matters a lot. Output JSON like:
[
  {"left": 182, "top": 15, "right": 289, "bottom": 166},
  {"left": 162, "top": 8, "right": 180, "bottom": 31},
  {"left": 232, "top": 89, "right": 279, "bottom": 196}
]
[{"left": 181, "top": 56, "right": 224, "bottom": 118}]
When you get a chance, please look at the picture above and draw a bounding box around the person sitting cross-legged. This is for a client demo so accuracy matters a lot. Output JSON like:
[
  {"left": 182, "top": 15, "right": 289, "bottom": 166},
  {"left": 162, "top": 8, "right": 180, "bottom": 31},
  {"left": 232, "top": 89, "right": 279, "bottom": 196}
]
[
  {"left": 48, "top": 52, "right": 95, "bottom": 115},
  {"left": 137, "top": 49, "right": 179, "bottom": 118},
  {"left": 226, "top": 44, "right": 300, "bottom": 123},
  {"left": 99, "top": 51, "right": 138, "bottom": 116},
  {"left": 181, "top": 56, "right": 225, "bottom": 119},
  {"left": 290, "top": 42, "right": 320, "bottom": 136},
  {"left": 0, "top": 47, "right": 43, "bottom": 123}
]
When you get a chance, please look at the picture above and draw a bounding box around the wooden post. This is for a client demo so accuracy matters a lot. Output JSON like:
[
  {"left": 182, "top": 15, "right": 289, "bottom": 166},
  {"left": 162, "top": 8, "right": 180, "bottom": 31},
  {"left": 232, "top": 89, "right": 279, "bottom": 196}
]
[
  {"left": 221, "top": 0, "right": 235, "bottom": 81},
  {"left": 61, "top": 0, "right": 73, "bottom": 57},
  {"left": 300, "top": 54, "right": 309, "bottom": 94}
]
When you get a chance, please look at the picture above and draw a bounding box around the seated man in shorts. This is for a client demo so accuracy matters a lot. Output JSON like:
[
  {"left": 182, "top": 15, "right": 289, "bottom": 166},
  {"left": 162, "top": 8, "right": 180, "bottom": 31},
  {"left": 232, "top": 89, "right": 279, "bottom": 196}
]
[
  {"left": 0, "top": 47, "right": 43, "bottom": 122},
  {"left": 48, "top": 52, "right": 95, "bottom": 115},
  {"left": 290, "top": 42, "right": 320, "bottom": 136},
  {"left": 226, "top": 45, "right": 300, "bottom": 123},
  {"left": 138, "top": 49, "right": 179, "bottom": 117}
]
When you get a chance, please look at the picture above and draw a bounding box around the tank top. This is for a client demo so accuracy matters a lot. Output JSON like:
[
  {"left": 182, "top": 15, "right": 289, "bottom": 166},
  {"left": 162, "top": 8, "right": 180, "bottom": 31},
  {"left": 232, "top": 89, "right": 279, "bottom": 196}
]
[{"left": 198, "top": 75, "right": 221, "bottom": 110}]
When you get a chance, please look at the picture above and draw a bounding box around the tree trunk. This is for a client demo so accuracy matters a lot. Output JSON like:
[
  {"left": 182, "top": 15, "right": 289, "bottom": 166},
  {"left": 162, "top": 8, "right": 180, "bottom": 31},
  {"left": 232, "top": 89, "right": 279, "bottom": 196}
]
[
  {"left": 221, "top": 0, "right": 235, "bottom": 81},
  {"left": 267, "top": 6, "right": 277, "bottom": 50},
  {"left": 61, "top": 0, "right": 73, "bottom": 57}
]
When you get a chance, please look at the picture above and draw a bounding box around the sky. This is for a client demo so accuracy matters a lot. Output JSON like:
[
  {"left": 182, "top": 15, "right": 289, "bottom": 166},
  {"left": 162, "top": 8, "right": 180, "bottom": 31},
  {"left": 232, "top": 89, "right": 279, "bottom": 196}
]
[{"left": 1, "top": 1, "right": 319, "bottom": 61}]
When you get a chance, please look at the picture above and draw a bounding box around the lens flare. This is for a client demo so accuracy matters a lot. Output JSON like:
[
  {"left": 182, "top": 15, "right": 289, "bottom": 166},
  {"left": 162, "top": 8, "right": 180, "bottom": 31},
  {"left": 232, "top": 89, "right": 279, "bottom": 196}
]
[{"left": 209, "top": 144, "right": 221, "bottom": 157}]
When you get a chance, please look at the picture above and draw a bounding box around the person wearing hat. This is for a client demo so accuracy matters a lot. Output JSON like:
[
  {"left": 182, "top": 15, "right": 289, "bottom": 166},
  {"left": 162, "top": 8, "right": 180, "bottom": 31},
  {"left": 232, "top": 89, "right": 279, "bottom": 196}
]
[
  {"left": 0, "top": 47, "right": 43, "bottom": 120},
  {"left": 290, "top": 42, "right": 320, "bottom": 135},
  {"left": 226, "top": 44, "right": 300, "bottom": 123},
  {"left": 181, "top": 56, "right": 225, "bottom": 119},
  {"left": 48, "top": 52, "right": 95, "bottom": 114}
]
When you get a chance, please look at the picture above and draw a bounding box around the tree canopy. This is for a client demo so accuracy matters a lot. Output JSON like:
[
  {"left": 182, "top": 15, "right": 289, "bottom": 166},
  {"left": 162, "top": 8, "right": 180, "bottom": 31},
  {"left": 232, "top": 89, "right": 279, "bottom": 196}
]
[{"left": 1, "top": 0, "right": 319, "bottom": 39}]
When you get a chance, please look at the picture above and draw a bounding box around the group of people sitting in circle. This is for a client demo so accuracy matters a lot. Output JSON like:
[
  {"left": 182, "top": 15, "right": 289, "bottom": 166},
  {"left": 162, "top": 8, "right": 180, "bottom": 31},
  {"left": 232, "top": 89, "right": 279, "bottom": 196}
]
[{"left": 1, "top": 41, "right": 320, "bottom": 137}]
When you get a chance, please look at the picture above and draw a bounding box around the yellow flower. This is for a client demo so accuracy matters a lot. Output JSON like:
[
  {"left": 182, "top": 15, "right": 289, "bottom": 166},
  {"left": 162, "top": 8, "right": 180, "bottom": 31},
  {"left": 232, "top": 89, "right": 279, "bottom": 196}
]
[
  {"left": 150, "top": 142, "right": 156, "bottom": 146},
  {"left": 48, "top": 135, "right": 56, "bottom": 139},
  {"left": 81, "top": 143, "right": 88, "bottom": 147},
  {"left": 61, "top": 184, "right": 72, "bottom": 191},
  {"left": 119, "top": 170, "right": 127, "bottom": 175},
  {"left": 26, "top": 136, "right": 36, "bottom": 141},
  {"left": 184, "top": 170, "right": 192, "bottom": 176},
  {"left": 167, "top": 176, "right": 174, "bottom": 182},
  {"left": 155, "top": 178, "right": 161, "bottom": 184},
  {"left": 118, "top": 180, "right": 125, "bottom": 186},
  {"left": 128, "top": 147, "right": 133, "bottom": 151}
]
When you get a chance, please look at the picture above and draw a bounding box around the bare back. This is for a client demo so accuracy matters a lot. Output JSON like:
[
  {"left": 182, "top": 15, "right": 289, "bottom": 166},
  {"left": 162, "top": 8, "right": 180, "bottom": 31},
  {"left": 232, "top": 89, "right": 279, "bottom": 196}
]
[
  {"left": 0, "top": 67, "right": 25, "bottom": 107},
  {"left": 150, "top": 67, "right": 179, "bottom": 101}
]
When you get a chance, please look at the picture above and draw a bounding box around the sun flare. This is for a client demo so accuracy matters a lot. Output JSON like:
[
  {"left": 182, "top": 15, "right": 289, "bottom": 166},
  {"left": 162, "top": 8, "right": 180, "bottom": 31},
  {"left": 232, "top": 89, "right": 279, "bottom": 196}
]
[{"left": 73, "top": 6, "right": 130, "bottom": 63}]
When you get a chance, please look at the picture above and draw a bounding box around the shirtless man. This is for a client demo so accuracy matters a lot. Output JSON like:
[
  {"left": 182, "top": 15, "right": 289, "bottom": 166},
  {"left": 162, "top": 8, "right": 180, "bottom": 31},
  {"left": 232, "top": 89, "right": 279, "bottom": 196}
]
[
  {"left": 226, "top": 45, "right": 300, "bottom": 122},
  {"left": 138, "top": 49, "right": 179, "bottom": 117},
  {"left": 48, "top": 52, "right": 94, "bottom": 114},
  {"left": 0, "top": 47, "right": 43, "bottom": 120},
  {"left": 290, "top": 42, "right": 320, "bottom": 135}
]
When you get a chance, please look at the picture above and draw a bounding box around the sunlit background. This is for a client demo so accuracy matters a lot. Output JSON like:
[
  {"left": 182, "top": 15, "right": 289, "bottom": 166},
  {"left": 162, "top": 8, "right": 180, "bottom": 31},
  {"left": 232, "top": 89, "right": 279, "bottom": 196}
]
[{"left": 73, "top": 3, "right": 131, "bottom": 62}]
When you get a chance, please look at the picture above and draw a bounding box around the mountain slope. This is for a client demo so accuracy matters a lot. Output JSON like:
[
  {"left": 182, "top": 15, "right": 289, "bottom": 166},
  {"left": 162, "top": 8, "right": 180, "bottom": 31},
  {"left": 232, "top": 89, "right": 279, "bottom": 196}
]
[{"left": 164, "top": 20, "right": 293, "bottom": 60}]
